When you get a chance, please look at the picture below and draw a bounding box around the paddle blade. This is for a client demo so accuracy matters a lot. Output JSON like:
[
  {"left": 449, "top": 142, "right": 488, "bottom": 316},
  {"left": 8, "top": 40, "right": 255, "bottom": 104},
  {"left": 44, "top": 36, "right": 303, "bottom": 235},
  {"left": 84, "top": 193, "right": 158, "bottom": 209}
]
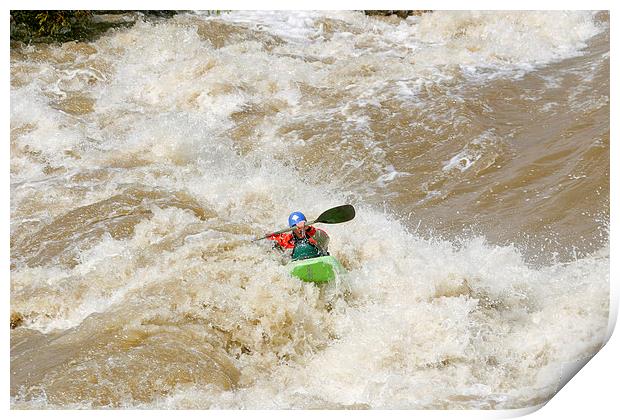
[{"left": 314, "top": 204, "right": 355, "bottom": 224}]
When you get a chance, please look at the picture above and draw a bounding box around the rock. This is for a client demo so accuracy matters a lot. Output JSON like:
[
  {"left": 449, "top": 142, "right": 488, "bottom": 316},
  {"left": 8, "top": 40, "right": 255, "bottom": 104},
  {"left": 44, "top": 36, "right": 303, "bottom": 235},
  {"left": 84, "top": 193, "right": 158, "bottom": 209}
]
[
  {"left": 364, "top": 10, "right": 432, "bottom": 18},
  {"left": 10, "top": 312, "right": 24, "bottom": 329}
]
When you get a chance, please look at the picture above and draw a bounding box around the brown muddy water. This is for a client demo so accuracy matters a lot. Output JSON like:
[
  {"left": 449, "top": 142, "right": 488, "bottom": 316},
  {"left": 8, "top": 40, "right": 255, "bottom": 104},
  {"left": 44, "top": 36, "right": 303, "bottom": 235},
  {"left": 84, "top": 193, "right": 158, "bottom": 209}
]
[{"left": 10, "top": 11, "right": 609, "bottom": 409}]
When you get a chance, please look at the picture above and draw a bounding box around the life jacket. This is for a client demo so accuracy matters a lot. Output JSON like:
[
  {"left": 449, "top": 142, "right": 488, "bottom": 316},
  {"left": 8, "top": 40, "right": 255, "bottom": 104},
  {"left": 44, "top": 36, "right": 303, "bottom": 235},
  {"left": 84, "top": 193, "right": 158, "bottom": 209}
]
[
  {"left": 290, "top": 227, "right": 325, "bottom": 261},
  {"left": 268, "top": 226, "right": 324, "bottom": 261},
  {"left": 291, "top": 238, "right": 321, "bottom": 261},
  {"left": 268, "top": 226, "right": 318, "bottom": 250}
]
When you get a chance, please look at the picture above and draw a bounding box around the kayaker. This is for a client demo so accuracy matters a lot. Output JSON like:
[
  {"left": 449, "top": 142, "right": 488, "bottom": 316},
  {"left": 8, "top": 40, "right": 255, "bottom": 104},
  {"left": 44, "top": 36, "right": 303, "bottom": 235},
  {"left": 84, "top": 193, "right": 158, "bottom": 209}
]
[{"left": 267, "top": 211, "right": 327, "bottom": 260}]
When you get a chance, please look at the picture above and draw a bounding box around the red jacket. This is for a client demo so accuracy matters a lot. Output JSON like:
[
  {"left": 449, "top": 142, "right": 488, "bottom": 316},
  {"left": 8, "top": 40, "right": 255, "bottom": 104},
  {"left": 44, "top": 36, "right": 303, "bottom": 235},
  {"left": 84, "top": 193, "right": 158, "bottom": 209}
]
[{"left": 268, "top": 226, "right": 317, "bottom": 249}]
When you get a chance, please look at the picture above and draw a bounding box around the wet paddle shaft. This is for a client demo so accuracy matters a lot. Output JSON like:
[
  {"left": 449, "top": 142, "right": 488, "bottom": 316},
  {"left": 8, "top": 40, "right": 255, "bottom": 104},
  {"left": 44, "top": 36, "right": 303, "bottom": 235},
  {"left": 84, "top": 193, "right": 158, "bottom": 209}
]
[{"left": 253, "top": 205, "right": 356, "bottom": 241}]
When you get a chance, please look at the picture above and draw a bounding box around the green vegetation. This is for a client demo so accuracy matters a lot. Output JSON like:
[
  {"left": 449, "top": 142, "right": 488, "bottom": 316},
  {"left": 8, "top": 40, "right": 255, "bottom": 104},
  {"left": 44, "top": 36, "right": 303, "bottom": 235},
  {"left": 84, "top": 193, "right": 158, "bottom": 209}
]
[
  {"left": 11, "top": 11, "right": 92, "bottom": 39},
  {"left": 9, "top": 10, "right": 424, "bottom": 46},
  {"left": 9, "top": 10, "right": 180, "bottom": 44}
]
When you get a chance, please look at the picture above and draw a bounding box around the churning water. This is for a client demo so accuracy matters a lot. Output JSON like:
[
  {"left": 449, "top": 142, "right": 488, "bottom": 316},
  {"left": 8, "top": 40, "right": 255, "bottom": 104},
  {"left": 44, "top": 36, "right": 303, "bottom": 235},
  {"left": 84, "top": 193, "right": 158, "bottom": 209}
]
[{"left": 10, "top": 10, "right": 609, "bottom": 409}]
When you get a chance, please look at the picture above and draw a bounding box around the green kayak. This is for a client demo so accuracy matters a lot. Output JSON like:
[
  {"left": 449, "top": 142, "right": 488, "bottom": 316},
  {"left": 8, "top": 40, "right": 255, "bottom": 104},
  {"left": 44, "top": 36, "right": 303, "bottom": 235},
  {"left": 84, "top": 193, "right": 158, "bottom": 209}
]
[{"left": 289, "top": 255, "right": 346, "bottom": 284}]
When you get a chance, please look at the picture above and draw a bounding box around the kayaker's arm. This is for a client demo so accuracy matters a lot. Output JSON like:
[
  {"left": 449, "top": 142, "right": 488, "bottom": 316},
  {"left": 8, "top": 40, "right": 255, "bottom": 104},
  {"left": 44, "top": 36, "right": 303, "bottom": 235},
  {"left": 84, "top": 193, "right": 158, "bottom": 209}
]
[
  {"left": 267, "top": 232, "right": 295, "bottom": 249},
  {"left": 253, "top": 205, "right": 355, "bottom": 242}
]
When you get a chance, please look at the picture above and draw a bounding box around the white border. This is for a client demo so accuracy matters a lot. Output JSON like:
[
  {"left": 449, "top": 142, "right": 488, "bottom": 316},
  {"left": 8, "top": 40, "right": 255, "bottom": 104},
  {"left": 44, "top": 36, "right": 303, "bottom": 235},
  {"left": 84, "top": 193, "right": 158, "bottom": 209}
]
[
  {"left": 3, "top": 0, "right": 618, "bottom": 11},
  {"left": 5, "top": 1, "right": 616, "bottom": 419}
]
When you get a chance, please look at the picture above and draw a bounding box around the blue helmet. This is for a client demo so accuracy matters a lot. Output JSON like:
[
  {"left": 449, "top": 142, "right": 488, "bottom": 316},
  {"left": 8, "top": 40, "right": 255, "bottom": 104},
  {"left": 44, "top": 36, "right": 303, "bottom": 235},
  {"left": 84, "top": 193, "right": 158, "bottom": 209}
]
[{"left": 288, "top": 211, "right": 306, "bottom": 227}]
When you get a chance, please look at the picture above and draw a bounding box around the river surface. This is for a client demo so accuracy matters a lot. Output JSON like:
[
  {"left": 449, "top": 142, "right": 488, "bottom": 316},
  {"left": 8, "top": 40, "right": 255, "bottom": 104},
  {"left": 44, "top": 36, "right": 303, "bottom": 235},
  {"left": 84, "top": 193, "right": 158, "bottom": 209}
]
[{"left": 10, "top": 10, "right": 609, "bottom": 409}]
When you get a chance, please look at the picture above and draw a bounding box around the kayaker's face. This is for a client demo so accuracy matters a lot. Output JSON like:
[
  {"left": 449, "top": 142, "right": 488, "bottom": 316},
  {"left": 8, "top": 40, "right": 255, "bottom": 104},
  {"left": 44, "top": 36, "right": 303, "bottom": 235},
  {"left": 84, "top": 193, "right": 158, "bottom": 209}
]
[{"left": 293, "top": 221, "right": 306, "bottom": 237}]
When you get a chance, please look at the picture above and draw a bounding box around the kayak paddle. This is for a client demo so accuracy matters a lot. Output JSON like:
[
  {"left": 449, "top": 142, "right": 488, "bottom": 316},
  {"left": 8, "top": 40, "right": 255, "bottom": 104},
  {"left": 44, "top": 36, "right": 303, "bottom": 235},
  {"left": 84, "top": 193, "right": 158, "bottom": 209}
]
[{"left": 253, "top": 204, "right": 355, "bottom": 241}]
